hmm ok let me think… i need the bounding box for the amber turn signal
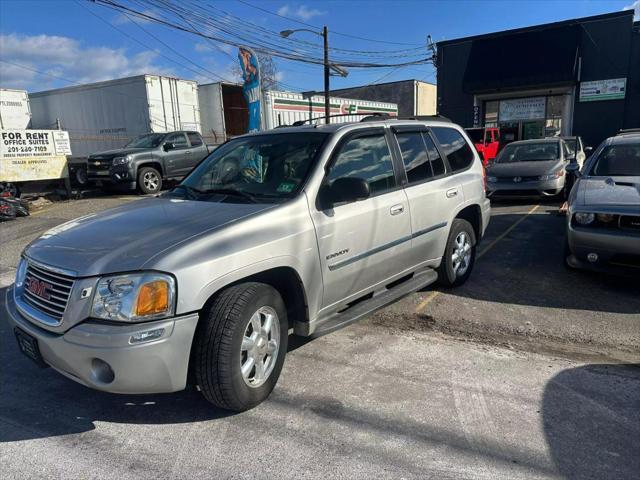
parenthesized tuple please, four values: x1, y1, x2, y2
(135, 280, 170, 316)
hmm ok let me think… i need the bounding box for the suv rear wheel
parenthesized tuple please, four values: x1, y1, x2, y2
(194, 282, 288, 411)
(138, 166, 162, 194)
(437, 218, 477, 287)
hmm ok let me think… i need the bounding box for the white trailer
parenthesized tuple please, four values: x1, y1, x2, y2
(198, 82, 398, 144)
(0, 89, 31, 130)
(29, 75, 201, 158)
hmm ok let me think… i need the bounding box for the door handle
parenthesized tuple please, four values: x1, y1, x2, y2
(390, 204, 404, 215)
(446, 188, 458, 198)
(185, 150, 192, 155)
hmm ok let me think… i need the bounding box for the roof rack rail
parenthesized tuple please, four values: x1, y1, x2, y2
(617, 128, 640, 135)
(291, 112, 393, 126)
(399, 115, 452, 122)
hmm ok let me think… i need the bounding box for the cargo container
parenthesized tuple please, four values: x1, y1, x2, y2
(198, 82, 398, 144)
(0, 89, 31, 130)
(29, 75, 201, 158)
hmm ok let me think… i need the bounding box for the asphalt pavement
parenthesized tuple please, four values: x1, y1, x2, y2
(0, 194, 638, 479)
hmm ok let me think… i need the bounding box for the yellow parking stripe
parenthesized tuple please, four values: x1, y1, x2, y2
(415, 204, 540, 313)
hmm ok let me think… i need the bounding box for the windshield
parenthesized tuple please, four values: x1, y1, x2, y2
(495, 142, 559, 163)
(176, 132, 328, 201)
(125, 133, 165, 148)
(588, 143, 640, 176)
(562, 138, 577, 155)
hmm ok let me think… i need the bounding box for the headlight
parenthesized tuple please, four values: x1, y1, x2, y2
(91, 272, 175, 322)
(574, 212, 595, 225)
(112, 155, 131, 166)
(14, 258, 27, 288)
(539, 170, 564, 181)
(486, 176, 497, 183)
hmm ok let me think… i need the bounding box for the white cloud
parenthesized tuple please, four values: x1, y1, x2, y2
(624, 1, 640, 20)
(277, 4, 326, 21)
(0, 33, 173, 91)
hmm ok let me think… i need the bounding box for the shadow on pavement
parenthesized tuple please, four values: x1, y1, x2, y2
(542, 364, 640, 480)
(446, 209, 640, 314)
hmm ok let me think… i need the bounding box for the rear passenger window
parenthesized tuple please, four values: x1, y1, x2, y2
(431, 127, 475, 172)
(327, 133, 396, 195)
(187, 132, 203, 146)
(396, 132, 432, 184)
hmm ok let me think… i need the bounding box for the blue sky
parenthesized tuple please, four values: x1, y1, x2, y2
(0, 0, 638, 93)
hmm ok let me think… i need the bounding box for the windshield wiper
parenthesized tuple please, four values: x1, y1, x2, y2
(171, 184, 204, 199)
(200, 188, 259, 203)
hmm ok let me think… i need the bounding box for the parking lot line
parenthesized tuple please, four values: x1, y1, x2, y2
(415, 204, 540, 314)
(477, 204, 540, 260)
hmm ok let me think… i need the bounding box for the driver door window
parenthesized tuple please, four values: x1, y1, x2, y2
(310, 130, 413, 311)
(326, 134, 396, 196)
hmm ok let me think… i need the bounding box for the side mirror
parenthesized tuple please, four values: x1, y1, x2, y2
(565, 163, 581, 176)
(163, 142, 175, 152)
(320, 177, 370, 209)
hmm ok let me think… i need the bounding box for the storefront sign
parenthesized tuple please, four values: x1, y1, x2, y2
(0, 129, 71, 182)
(579, 78, 626, 102)
(499, 97, 546, 122)
(473, 106, 480, 127)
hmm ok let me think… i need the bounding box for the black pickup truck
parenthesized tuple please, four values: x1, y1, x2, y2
(86, 131, 212, 194)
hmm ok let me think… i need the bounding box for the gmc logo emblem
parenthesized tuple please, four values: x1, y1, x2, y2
(26, 277, 52, 301)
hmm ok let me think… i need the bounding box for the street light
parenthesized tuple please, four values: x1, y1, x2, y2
(280, 26, 348, 124)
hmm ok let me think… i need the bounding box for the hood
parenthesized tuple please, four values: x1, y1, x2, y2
(24, 197, 274, 277)
(488, 160, 563, 177)
(578, 176, 640, 207)
(89, 148, 149, 158)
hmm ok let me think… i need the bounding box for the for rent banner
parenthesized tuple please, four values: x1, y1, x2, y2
(0, 129, 71, 182)
(238, 46, 262, 132)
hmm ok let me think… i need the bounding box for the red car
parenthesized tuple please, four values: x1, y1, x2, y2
(465, 127, 500, 165)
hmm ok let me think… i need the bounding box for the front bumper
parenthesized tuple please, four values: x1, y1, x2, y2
(87, 162, 135, 186)
(487, 177, 564, 197)
(567, 223, 640, 273)
(6, 287, 199, 394)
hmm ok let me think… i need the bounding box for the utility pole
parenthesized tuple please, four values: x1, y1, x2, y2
(281, 26, 347, 125)
(323, 26, 330, 124)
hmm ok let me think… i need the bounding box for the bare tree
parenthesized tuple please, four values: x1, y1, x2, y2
(233, 52, 279, 91)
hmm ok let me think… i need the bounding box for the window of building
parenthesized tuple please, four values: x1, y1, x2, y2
(431, 127, 475, 172)
(396, 132, 433, 184)
(327, 134, 396, 195)
(187, 132, 203, 146)
(484, 100, 499, 126)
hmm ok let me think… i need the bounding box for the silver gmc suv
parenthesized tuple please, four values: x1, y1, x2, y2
(7, 117, 490, 411)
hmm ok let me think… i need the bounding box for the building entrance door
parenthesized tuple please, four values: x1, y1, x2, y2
(522, 120, 544, 139)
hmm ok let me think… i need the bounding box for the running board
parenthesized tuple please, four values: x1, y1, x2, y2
(309, 269, 438, 338)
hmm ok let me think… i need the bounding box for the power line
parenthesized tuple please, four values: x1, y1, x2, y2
(78, 0, 232, 83)
(235, 0, 424, 47)
(90, 0, 433, 68)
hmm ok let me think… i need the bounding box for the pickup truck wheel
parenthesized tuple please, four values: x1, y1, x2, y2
(138, 167, 162, 194)
(437, 218, 476, 287)
(194, 282, 288, 412)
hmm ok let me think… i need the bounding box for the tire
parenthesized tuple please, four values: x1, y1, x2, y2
(137, 166, 162, 195)
(194, 282, 288, 412)
(437, 218, 477, 287)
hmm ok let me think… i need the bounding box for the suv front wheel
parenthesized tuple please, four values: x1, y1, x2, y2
(437, 218, 477, 287)
(194, 282, 288, 411)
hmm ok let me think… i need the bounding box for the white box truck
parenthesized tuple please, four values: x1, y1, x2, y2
(198, 82, 398, 144)
(29, 75, 201, 158)
(0, 89, 31, 130)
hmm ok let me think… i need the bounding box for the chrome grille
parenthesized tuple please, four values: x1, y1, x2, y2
(22, 262, 75, 322)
